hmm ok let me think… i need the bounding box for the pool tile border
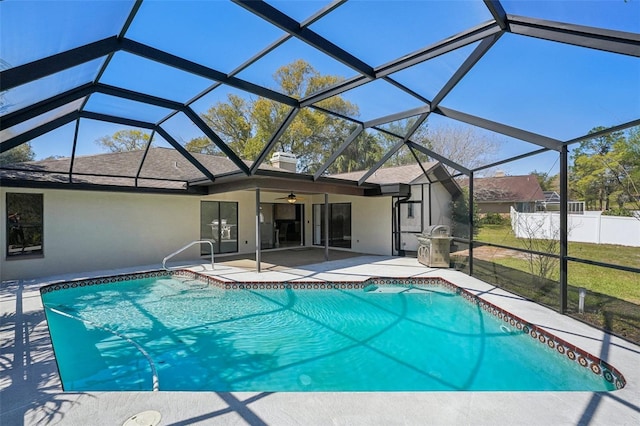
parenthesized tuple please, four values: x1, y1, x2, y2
(39, 269, 626, 390)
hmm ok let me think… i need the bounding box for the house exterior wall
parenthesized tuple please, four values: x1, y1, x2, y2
(1, 188, 201, 281)
(1, 188, 397, 281)
(478, 201, 537, 214)
(399, 182, 453, 252)
(478, 202, 512, 214)
(309, 193, 392, 256)
(428, 182, 453, 227)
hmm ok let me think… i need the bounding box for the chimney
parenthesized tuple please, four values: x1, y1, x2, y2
(270, 152, 297, 172)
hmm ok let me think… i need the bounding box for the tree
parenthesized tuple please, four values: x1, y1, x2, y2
(570, 126, 640, 211)
(375, 119, 429, 167)
(450, 187, 481, 240)
(530, 170, 555, 192)
(0, 142, 35, 166)
(328, 131, 384, 174)
(187, 60, 364, 173)
(95, 129, 151, 152)
(415, 124, 500, 173)
(512, 210, 561, 285)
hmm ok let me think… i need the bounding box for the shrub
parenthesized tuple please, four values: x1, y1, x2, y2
(450, 188, 481, 239)
(482, 212, 507, 225)
(602, 208, 634, 217)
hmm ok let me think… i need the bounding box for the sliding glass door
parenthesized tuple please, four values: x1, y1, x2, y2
(260, 203, 304, 249)
(313, 203, 351, 248)
(200, 201, 238, 254)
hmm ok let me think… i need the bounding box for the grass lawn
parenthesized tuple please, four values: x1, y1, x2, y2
(452, 223, 640, 343)
(474, 223, 640, 305)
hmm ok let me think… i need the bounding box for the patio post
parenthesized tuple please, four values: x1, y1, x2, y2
(559, 146, 568, 313)
(324, 193, 329, 261)
(256, 188, 261, 273)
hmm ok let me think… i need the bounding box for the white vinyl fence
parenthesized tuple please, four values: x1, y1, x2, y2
(510, 207, 640, 247)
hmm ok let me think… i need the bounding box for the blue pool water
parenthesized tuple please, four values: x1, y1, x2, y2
(42, 276, 616, 392)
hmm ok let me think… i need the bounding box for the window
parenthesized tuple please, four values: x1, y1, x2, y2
(200, 201, 238, 254)
(407, 202, 414, 218)
(312, 203, 352, 248)
(6, 193, 43, 258)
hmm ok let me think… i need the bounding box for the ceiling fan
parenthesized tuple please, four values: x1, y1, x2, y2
(275, 192, 304, 204)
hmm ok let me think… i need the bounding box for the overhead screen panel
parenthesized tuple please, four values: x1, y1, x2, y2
(308, 1, 492, 68)
(389, 41, 480, 103)
(442, 34, 640, 142)
(235, 37, 357, 100)
(0, 122, 76, 173)
(125, 1, 285, 75)
(99, 52, 216, 104)
(0, 58, 104, 118)
(0, 0, 134, 68)
(83, 94, 174, 124)
(317, 79, 425, 123)
(502, 0, 640, 33)
(1, 0, 637, 190)
(138, 132, 206, 187)
(266, 1, 335, 22)
(261, 107, 356, 174)
(411, 114, 546, 174)
(190, 85, 295, 165)
(160, 111, 243, 177)
(0, 99, 84, 142)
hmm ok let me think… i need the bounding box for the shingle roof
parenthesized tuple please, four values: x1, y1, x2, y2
(459, 174, 544, 202)
(0, 147, 287, 190)
(330, 162, 439, 185)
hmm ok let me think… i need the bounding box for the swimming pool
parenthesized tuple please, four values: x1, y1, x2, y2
(41, 271, 625, 392)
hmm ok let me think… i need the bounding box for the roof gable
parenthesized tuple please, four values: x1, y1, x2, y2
(330, 162, 439, 185)
(329, 162, 461, 198)
(460, 174, 544, 202)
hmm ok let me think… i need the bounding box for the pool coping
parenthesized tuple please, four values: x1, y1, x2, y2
(2, 256, 639, 425)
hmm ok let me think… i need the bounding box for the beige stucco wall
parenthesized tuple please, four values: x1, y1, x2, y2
(1, 188, 201, 281)
(1, 188, 395, 281)
(396, 182, 453, 252)
(309, 194, 392, 256)
(428, 182, 453, 227)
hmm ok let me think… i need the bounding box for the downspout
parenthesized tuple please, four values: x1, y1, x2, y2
(394, 193, 411, 256)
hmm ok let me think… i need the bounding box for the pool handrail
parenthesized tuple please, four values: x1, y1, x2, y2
(44, 305, 160, 391)
(163, 240, 214, 271)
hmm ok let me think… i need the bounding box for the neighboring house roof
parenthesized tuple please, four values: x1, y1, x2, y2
(329, 162, 462, 197)
(459, 174, 544, 203)
(543, 191, 561, 203)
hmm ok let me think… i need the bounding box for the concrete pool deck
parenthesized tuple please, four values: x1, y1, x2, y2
(1, 255, 639, 425)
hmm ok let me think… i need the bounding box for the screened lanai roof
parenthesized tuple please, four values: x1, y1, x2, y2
(1, 0, 639, 194)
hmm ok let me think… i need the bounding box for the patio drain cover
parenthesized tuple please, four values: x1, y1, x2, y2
(123, 410, 161, 426)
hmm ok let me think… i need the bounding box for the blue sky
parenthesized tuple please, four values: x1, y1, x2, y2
(2, 0, 639, 178)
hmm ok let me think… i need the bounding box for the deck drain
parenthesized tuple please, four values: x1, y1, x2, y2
(123, 410, 161, 426)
